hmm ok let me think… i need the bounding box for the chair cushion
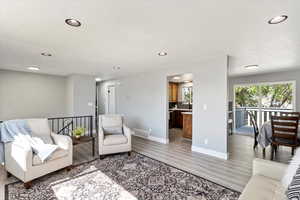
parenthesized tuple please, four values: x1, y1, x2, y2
(27, 118, 53, 144)
(101, 115, 123, 135)
(239, 175, 286, 200)
(33, 148, 68, 166)
(103, 134, 128, 146)
(282, 148, 300, 189)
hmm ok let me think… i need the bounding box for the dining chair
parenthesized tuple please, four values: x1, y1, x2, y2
(279, 112, 300, 118)
(270, 115, 300, 160)
(247, 111, 259, 149)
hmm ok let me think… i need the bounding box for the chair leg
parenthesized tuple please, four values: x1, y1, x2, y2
(262, 148, 266, 158)
(66, 165, 73, 171)
(271, 145, 275, 160)
(24, 181, 32, 189)
(292, 147, 295, 156)
(100, 155, 105, 160)
(128, 151, 131, 156)
(253, 134, 258, 149)
(253, 141, 258, 149)
(6, 171, 12, 178)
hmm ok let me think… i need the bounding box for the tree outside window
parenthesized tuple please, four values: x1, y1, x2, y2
(182, 87, 193, 104)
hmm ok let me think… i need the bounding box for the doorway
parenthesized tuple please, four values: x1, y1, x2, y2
(167, 73, 193, 145)
(107, 85, 116, 114)
(233, 81, 296, 136)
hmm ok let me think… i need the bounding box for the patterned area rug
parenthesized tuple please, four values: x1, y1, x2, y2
(5, 152, 240, 200)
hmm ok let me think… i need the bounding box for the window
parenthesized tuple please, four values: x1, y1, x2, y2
(234, 81, 295, 129)
(182, 87, 193, 104)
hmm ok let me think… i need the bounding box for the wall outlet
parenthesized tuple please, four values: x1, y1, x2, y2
(88, 102, 93, 106)
(203, 104, 207, 110)
(204, 139, 208, 145)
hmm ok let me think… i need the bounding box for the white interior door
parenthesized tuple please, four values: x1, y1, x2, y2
(107, 85, 116, 114)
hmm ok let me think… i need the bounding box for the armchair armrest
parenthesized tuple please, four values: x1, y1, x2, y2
(98, 127, 104, 144)
(253, 158, 287, 181)
(50, 132, 72, 150)
(123, 125, 132, 145)
(5, 141, 32, 171)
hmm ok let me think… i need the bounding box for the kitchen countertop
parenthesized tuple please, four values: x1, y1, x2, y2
(169, 108, 192, 112)
(182, 112, 192, 115)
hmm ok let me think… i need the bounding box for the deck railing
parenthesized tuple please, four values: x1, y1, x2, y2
(235, 107, 293, 128)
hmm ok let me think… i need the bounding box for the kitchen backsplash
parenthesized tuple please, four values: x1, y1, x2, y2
(169, 102, 192, 109)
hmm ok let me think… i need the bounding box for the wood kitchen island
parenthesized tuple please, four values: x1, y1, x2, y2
(182, 112, 192, 139)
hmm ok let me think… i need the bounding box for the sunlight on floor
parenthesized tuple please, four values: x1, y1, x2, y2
(51, 164, 137, 200)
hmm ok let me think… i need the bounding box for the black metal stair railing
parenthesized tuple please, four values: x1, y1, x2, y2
(0, 115, 94, 138)
(48, 115, 94, 137)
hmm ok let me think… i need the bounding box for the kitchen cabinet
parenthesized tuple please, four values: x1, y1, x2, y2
(169, 83, 178, 102)
(182, 113, 192, 139)
(169, 111, 176, 128)
(169, 109, 192, 129)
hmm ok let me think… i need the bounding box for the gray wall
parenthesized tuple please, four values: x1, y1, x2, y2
(66, 75, 96, 116)
(100, 56, 228, 155)
(228, 69, 300, 110)
(0, 70, 67, 120)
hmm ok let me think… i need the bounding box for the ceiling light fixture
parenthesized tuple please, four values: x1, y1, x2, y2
(268, 15, 288, 24)
(65, 18, 81, 27)
(113, 66, 120, 70)
(95, 77, 102, 82)
(41, 52, 52, 57)
(245, 65, 259, 70)
(158, 52, 167, 56)
(173, 76, 180, 80)
(184, 80, 191, 83)
(27, 66, 40, 71)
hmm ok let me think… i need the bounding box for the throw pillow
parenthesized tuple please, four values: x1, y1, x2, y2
(286, 165, 300, 200)
(282, 148, 300, 189)
(103, 126, 123, 135)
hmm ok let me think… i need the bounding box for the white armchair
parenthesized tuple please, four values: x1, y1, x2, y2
(98, 115, 132, 158)
(4, 119, 73, 188)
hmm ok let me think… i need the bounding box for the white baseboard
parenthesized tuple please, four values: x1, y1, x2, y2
(191, 145, 228, 160)
(132, 130, 169, 144)
(148, 136, 169, 144)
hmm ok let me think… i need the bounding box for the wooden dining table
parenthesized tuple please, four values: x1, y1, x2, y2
(257, 121, 300, 148)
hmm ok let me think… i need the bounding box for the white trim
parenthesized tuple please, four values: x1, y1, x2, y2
(191, 145, 229, 160)
(132, 130, 169, 144)
(148, 136, 169, 144)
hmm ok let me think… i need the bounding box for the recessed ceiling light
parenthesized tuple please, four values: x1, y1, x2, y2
(27, 67, 40, 71)
(245, 65, 259, 70)
(158, 52, 167, 56)
(173, 76, 180, 80)
(41, 52, 52, 57)
(268, 15, 288, 24)
(95, 77, 102, 82)
(65, 18, 81, 27)
(113, 66, 120, 70)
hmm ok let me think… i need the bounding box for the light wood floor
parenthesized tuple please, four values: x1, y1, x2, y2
(134, 129, 293, 192)
(0, 129, 293, 199)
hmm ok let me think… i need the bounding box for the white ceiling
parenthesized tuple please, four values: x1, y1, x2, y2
(0, 0, 299, 79)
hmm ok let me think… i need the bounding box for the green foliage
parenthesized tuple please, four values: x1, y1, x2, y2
(235, 83, 293, 108)
(183, 87, 193, 104)
(72, 127, 85, 137)
(235, 85, 259, 107)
